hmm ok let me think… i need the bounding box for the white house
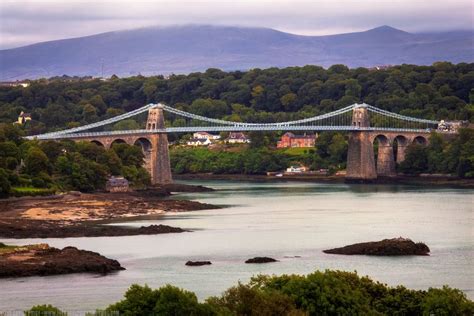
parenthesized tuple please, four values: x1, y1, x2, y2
(187, 138, 212, 146)
(226, 132, 250, 144)
(285, 165, 309, 173)
(193, 132, 221, 140)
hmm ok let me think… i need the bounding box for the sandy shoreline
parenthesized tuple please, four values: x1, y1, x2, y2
(0, 186, 219, 238)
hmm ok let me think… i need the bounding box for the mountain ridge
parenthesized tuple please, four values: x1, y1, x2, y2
(0, 25, 472, 80)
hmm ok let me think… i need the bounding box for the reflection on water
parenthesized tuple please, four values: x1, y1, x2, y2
(0, 180, 473, 311)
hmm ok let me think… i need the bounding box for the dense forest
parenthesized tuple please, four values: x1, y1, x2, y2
(24, 270, 474, 315)
(0, 62, 473, 136)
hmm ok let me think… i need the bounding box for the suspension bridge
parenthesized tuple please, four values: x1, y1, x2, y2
(26, 103, 441, 183)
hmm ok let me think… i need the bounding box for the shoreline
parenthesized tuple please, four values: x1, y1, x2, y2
(175, 173, 474, 188)
(0, 185, 219, 239)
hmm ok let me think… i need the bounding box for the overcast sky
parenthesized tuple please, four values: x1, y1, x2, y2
(0, 0, 472, 49)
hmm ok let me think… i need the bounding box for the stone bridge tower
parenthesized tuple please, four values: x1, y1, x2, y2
(147, 105, 172, 185)
(346, 105, 377, 181)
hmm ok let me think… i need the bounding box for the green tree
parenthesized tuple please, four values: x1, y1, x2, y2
(0, 168, 11, 198)
(24, 304, 67, 316)
(24, 147, 50, 176)
(112, 143, 144, 168)
(422, 286, 474, 316)
(107, 284, 214, 316)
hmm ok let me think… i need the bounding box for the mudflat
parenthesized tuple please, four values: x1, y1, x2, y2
(0, 187, 218, 238)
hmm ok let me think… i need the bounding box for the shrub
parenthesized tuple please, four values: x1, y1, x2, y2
(106, 284, 214, 316)
(99, 271, 474, 316)
(0, 168, 11, 198)
(24, 304, 67, 316)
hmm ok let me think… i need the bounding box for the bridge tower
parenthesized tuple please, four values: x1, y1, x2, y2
(147, 105, 172, 185)
(346, 104, 377, 181)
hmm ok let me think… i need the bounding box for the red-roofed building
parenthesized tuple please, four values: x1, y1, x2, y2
(277, 132, 317, 148)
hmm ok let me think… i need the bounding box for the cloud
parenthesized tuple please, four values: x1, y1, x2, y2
(0, 0, 472, 49)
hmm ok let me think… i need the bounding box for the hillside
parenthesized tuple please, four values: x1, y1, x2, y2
(0, 25, 472, 80)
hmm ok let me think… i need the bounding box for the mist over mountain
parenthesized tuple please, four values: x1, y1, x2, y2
(0, 25, 472, 80)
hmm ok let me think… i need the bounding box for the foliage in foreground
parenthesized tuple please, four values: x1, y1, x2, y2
(24, 304, 67, 316)
(25, 270, 474, 316)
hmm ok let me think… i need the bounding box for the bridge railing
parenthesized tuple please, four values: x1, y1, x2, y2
(25, 102, 440, 141)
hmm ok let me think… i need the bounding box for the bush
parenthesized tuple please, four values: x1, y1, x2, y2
(24, 304, 67, 316)
(106, 284, 214, 316)
(0, 168, 11, 198)
(94, 271, 474, 316)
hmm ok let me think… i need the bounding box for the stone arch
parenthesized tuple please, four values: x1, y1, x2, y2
(393, 135, 409, 163)
(372, 134, 395, 177)
(134, 137, 153, 175)
(134, 137, 152, 152)
(413, 135, 428, 145)
(373, 134, 391, 146)
(90, 140, 105, 147)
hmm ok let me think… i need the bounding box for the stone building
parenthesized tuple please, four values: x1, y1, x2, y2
(105, 176, 129, 192)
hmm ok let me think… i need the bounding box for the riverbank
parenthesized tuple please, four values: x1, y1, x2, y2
(174, 173, 474, 188)
(0, 185, 219, 238)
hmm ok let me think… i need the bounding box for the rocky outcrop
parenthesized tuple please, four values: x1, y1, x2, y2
(185, 261, 212, 266)
(245, 257, 278, 264)
(0, 244, 124, 278)
(161, 183, 215, 193)
(323, 238, 430, 256)
(0, 221, 188, 239)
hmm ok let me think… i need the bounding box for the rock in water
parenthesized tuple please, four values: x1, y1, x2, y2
(245, 257, 278, 263)
(0, 244, 125, 278)
(323, 238, 430, 256)
(185, 261, 212, 266)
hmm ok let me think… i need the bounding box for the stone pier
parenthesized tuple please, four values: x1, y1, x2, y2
(346, 105, 377, 181)
(376, 142, 396, 177)
(146, 106, 172, 185)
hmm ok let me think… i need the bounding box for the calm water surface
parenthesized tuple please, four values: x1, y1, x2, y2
(0, 180, 473, 312)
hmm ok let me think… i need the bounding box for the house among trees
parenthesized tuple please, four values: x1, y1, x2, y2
(286, 165, 310, 173)
(226, 132, 250, 144)
(186, 132, 221, 146)
(105, 176, 129, 192)
(16, 111, 32, 125)
(186, 138, 212, 146)
(193, 132, 221, 141)
(277, 132, 317, 148)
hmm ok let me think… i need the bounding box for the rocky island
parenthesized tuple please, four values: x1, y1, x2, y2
(185, 261, 212, 266)
(323, 238, 430, 256)
(245, 257, 278, 263)
(0, 243, 124, 278)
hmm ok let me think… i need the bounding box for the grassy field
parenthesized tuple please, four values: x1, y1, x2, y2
(11, 187, 57, 197)
(276, 147, 312, 156)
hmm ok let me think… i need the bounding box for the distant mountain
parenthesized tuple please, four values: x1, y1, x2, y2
(0, 25, 472, 80)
